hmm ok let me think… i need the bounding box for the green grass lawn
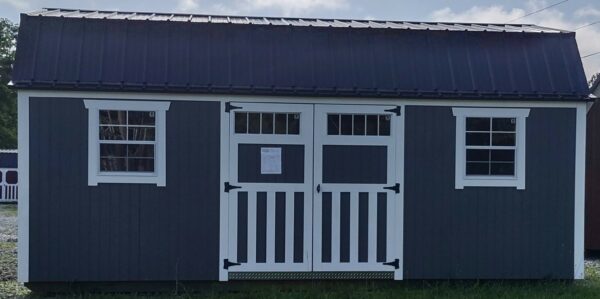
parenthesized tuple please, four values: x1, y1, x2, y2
(2, 203, 600, 298)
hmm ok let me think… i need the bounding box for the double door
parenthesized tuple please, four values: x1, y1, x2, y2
(226, 102, 402, 277)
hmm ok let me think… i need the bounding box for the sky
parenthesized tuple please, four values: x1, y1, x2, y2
(1, 0, 599, 81)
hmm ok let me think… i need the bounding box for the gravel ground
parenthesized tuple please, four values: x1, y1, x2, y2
(0, 204, 17, 281)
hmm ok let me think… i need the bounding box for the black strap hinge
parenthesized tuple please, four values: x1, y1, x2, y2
(225, 102, 242, 113)
(384, 106, 401, 116)
(224, 182, 242, 193)
(383, 183, 400, 194)
(383, 259, 400, 269)
(223, 259, 241, 270)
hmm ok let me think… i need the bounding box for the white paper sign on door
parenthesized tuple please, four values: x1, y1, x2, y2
(261, 147, 282, 174)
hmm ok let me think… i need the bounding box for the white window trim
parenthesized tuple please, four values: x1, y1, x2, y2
(84, 100, 170, 186)
(452, 107, 530, 190)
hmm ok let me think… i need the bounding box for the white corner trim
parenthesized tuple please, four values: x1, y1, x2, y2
(17, 92, 29, 282)
(84, 99, 170, 186)
(395, 105, 405, 280)
(452, 107, 530, 190)
(219, 101, 229, 281)
(574, 103, 586, 279)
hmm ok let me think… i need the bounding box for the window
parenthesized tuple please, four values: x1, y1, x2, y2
(235, 112, 300, 135)
(84, 100, 170, 186)
(452, 108, 529, 189)
(327, 113, 391, 136)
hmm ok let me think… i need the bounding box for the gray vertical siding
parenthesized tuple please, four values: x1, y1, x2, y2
(404, 106, 575, 279)
(29, 97, 221, 282)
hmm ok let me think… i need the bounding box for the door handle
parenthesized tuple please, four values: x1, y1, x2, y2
(316, 184, 321, 194)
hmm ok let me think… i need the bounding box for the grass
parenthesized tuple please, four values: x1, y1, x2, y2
(2, 204, 600, 298)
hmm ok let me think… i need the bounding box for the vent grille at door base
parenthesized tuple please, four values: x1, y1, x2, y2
(229, 272, 394, 280)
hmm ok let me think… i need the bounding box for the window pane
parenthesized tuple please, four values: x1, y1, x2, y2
(466, 162, 489, 175)
(366, 115, 378, 136)
(288, 113, 300, 135)
(466, 132, 490, 146)
(5, 171, 17, 184)
(100, 157, 127, 171)
(100, 144, 127, 157)
(466, 149, 489, 162)
(328, 114, 340, 135)
(100, 126, 127, 140)
(379, 115, 391, 136)
(492, 133, 515, 146)
(491, 149, 515, 162)
(128, 127, 155, 141)
(128, 158, 155, 172)
(490, 162, 514, 175)
(275, 113, 287, 134)
(128, 144, 155, 158)
(341, 114, 353, 135)
(492, 118, 516, 132)
(466, 117, 490, 131)
(128, 111, 155, 125)
(235, 112, 248, 134)
(248, 113, 261, 134)
(261, 113, 274, 134)
(100, 110, 127, 125)
(353, 115, 365, 135)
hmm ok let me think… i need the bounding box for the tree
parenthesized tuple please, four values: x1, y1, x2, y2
(591, 73, 600, 88)
(0, 18, 17, 149)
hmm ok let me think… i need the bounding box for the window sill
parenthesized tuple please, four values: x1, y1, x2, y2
(89, 174, 165, 186)
(456, 177, 525, 190)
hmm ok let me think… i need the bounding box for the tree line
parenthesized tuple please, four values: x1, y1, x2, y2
(0, 18, 17, 149)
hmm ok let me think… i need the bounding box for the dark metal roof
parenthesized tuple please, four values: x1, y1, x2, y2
(12, 8, 590, 101)
(26, 8, 568, 33)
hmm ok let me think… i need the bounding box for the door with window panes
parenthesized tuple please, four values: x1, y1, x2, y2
(225, 103, 402, 277)
(226, 103, 314, 272)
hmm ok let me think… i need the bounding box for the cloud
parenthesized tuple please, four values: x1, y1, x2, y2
(575, 7, 600, 18)
(0, 0, 30, 10)
(430, 6, 524, 23)
(241, 0, 348, 16)
(176, 0, 200, 12)
(430, 1, 600, 80)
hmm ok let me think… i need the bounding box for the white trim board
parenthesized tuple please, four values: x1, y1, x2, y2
(17, 90, 585, 108)
(17, 91, 29, 282)
(219, 101, 230, 281)
(452, 108, 530, 190)
(574, 104, 586, 279)
(83, 100, 170, 186)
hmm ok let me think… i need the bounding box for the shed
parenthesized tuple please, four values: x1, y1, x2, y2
(587, 76, 600, 251)
(12, 8, 589, 288)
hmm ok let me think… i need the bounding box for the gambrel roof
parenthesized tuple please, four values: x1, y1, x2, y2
(12, 8, 590, 101)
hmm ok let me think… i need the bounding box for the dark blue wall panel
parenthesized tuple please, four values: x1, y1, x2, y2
(28, 97, 221, 282)
(404, 106, 575, 279)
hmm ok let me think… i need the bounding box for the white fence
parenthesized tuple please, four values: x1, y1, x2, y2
(0, 168, 18, 203)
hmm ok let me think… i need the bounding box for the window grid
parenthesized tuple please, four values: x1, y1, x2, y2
(98, 110, 157, 173)
(327, 113, 391, 136)
(465, 117, 516, 176)
(235, 112, 300, 135)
